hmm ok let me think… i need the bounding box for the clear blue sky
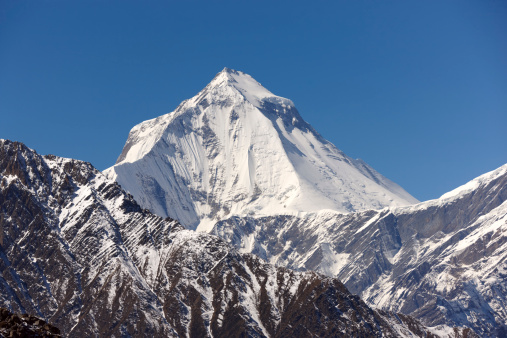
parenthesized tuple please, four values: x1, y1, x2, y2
(1, 0, 506, 201)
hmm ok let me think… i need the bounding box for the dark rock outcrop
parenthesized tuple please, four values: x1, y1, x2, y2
(0, 307, 60, 337)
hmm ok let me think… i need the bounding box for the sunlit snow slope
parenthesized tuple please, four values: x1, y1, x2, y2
(105, 68, 417, 230)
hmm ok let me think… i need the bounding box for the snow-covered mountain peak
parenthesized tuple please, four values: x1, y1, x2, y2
(106, 68, 418, 229)
(189, 67, 294, 110)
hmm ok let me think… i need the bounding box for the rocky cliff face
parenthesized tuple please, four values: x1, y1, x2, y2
(209, 164, 507, 337)
(0, 139, 448, 337)
(105, 68, 417, 229)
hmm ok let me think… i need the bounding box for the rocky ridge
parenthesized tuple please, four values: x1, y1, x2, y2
(209, 164, 507, 336)
(0, 139, 456, 337)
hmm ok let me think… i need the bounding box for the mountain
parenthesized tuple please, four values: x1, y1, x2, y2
(0, 139, 454, 337)
(105, 68, 418, 230)
(102, 68, 506, 335)
(208, 164, 507, 337)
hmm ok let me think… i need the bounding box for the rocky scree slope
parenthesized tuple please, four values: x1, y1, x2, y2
(0, 139, 448, 337)
(105, 68, 418, 230)
(209, 164, 507, 337)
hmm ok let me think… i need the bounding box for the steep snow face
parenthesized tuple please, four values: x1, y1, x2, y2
(209, 163, 507, 336)
(105, 68, 418, 229)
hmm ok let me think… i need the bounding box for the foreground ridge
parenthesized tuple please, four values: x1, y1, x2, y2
(0, 139, 459, 337)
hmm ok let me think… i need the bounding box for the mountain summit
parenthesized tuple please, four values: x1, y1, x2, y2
(203, 67, 283, 107)
(105, 68, 418, 229)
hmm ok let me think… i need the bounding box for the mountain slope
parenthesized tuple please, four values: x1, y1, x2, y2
(209, 164, 507, 336)
(0, 139, 446, 337)
(105, 68, 418, 229)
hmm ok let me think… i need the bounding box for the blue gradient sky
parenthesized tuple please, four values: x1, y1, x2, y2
(1, 0, 506, 201)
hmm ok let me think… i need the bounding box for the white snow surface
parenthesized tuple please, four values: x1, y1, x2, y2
(105, 68, 418, 230)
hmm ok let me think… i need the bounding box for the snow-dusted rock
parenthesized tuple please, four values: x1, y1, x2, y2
(210, 164, 507, 336)
(1, 139, 452, 337)
(105, 68, 418, 230)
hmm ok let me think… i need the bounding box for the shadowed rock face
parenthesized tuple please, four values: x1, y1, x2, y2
(210, 164, 507, 337)
(0, 139, 451, 337)
(0, 307, 61, 337)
